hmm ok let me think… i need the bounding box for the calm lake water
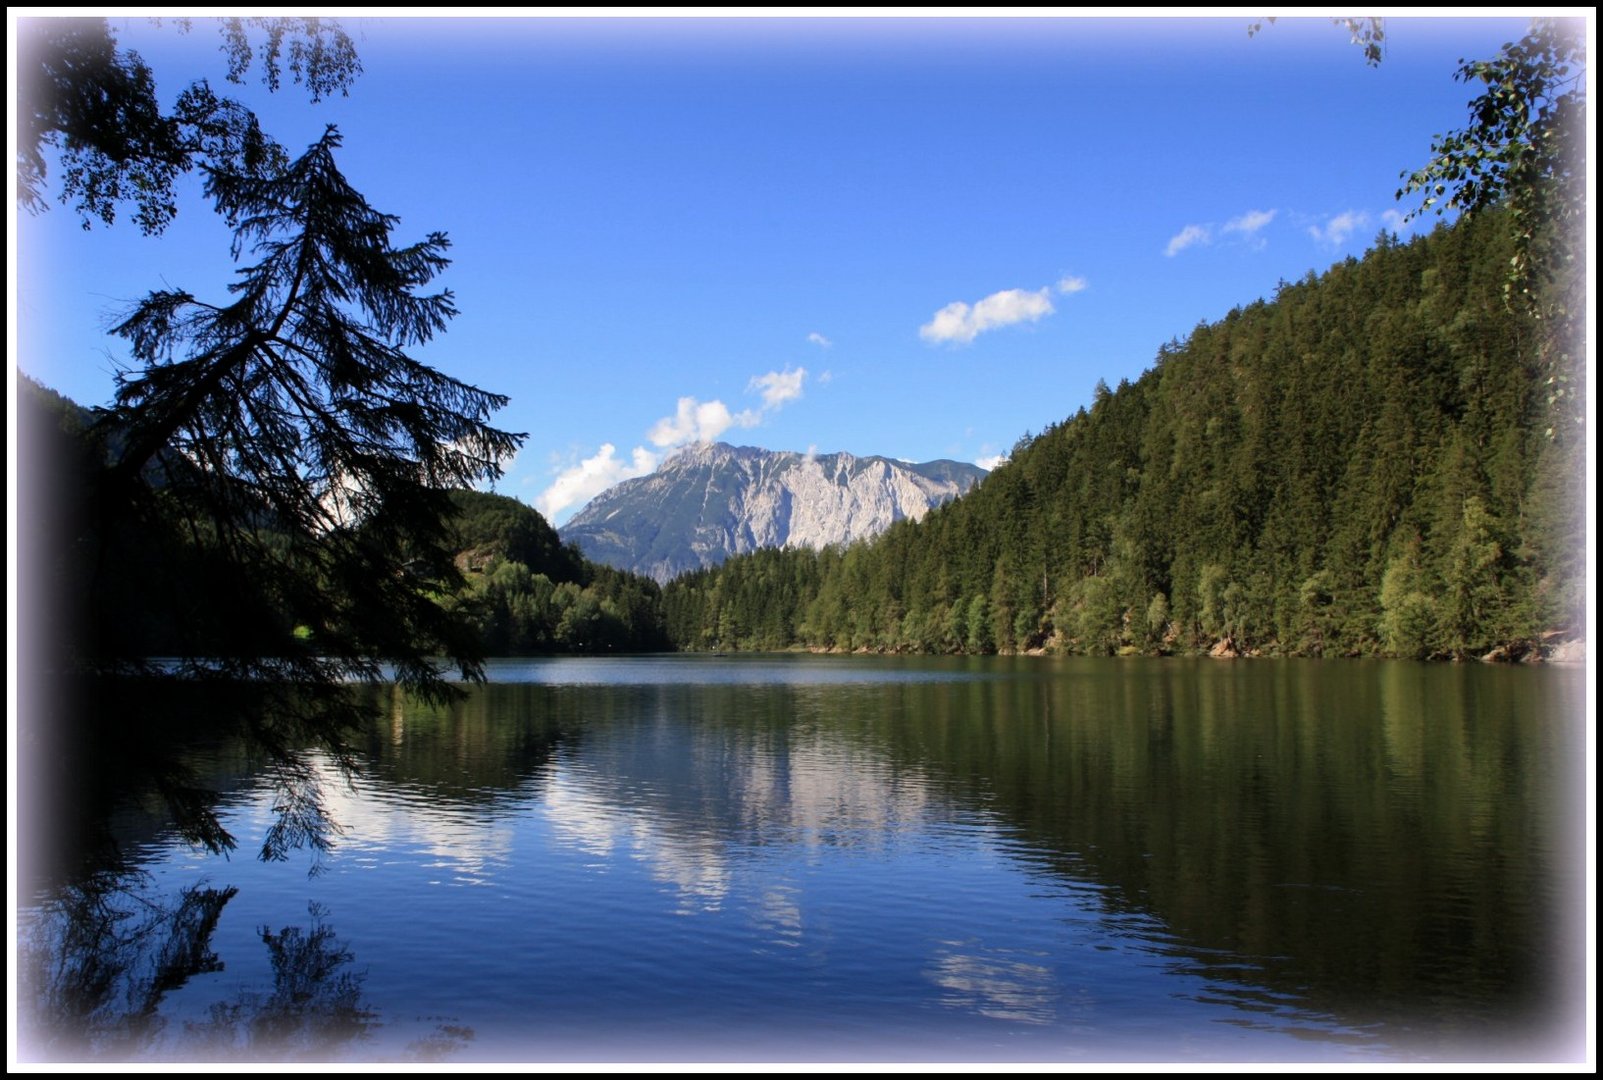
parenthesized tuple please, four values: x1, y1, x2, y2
(17, 655, 1589, 1064)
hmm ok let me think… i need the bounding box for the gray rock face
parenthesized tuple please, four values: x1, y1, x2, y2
(560, 442, 985, 583)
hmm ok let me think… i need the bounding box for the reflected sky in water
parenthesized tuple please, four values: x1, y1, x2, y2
(17, 656, 1586, 1064)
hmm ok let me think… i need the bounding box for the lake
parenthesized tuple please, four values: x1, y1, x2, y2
(16, 655, 1589, 1064)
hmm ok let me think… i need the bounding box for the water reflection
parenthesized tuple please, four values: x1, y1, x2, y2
(853, 659, 1582, 1051)
(535, 689, 946, 915)
(179, 902, 375, 1061)
(19, 876, 390, 1062)
(20, 874, 238, 1061)
(755, 882, 805, 949)
(927, 943, 1059, 1024)
(19, 656, 1585, 1063)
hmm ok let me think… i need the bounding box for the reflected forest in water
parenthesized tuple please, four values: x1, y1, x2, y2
(21, 879, 386, 1063)
(18, 658, 1586, 1063)
(13, 15, 1589, 1068)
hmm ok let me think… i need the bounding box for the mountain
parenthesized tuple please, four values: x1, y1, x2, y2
(660, 213, 1585, 660)
(560, 443, 986, 582)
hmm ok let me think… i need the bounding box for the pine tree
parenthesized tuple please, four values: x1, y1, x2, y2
(104, 125, 522, 688)
(18, 16, 360, 232)
(77, 126, 523, 858)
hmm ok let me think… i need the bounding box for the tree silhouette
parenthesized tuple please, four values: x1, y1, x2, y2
(17, 16, 360, 232)
(103, 124, 524, 696)
(47, 127, 526, 861)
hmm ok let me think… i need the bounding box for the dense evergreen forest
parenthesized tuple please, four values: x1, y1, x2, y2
(662, 214, 1585, 661)
(20, 210, 1585, 669)
(443, 490, 668, 654)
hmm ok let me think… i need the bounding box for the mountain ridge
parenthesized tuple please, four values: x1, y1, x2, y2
(560, 442, 985, 582)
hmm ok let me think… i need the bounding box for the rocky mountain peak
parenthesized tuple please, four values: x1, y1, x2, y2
(560, 442, 985, 583)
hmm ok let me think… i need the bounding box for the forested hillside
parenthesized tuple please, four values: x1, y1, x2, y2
(664, 214, 1585, 660)
(445, 490, 668, 654)
(23, 209, 1584, 666)
(18, 379, 667, 662)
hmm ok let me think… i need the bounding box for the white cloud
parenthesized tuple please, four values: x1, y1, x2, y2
(975, 454, 1007, 471)
(749, 367, 806, 409)
(1223, 208, 1276, 237)
(542, 366, 813, 520)
(817, 369, 833, 384)
(647, 368, 804, 451)
(1165, 224, 1210, 257)
(535, 443, 658, 522)
(1167, 209, 1277, 257)
(647, 396, 759, 449)
(807, 332, 832, 348)
(1308, 209, 1369, 247)
(1380, 208, 1416, 235)
(920, 287, 1055, 346)
(1056, 275, 1088, 295)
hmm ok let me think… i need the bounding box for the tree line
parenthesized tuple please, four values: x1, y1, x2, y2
(17, 17, 1582, 872)
(444, 490, 669, 654)
(662, 212, 1584, 661)
(18, 382, 667, 668)
(33, 203, 1575, 671)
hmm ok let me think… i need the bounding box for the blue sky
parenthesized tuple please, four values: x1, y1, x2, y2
(10, 13, 1560, 525)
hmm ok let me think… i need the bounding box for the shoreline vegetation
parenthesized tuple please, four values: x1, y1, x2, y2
(15, 18, 1583, 947)
(22, 211, 1584, 674)
(660, 214, 1584, 665)
(777, 636, 1588, 664)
